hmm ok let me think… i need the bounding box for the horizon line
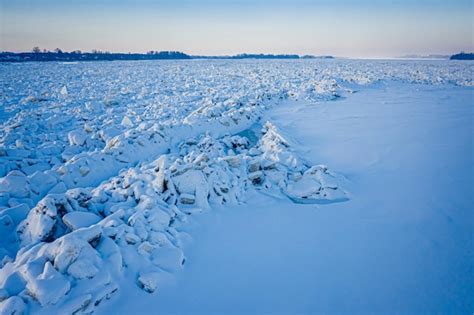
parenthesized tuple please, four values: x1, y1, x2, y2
(1, 48, 468, 60)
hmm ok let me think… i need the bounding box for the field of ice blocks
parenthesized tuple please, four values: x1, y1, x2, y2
(0, 59, 472, 314)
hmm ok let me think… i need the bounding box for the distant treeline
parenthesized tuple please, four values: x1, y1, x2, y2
(0, 47, 334, 62)
(193, 53, 333, 60)
(0, 49, 191, 62)
(450, 52, 474, 60)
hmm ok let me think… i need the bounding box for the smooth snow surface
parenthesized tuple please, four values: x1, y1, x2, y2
(0, 60, 472, 314)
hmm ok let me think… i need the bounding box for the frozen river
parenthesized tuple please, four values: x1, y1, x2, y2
(0, 60, 472, 314)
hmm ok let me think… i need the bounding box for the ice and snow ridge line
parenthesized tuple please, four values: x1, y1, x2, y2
(0, 74, 347, 259)
(0, 93, 267, 218)
(0, 121, 347, 314)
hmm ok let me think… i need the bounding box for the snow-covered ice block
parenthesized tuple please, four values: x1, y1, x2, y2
(121, 116, 134, 127)
(0, 171, 30, 200)
(26, 262, 71, 306)
(151, 246, 185, 272)
(1, 271, 25, 296)
(67, 259, 99, 279)
(0, 296, 26, 315)
(248, 171, 264, 185)
(137, 271, 162, 293)
(62, 212, 101, 230)
(17, 194, 71, 245)
(67, 130, 87, 147)
(60, 86, 68, 96)
(29, 171, 58, 198)
(0, 204, 29, 226)
(173, 170, 209, 209)
(96, 237, 122, 274)
(286, 177, 322, 198)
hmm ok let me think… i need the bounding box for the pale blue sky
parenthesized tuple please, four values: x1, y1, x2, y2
(0, 0, 472, 57)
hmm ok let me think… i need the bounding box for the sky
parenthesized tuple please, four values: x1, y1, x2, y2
(0, 0, 472, 58)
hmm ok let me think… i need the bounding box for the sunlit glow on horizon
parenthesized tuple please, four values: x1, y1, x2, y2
(0, 0, 472, 58)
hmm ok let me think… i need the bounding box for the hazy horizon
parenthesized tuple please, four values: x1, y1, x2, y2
(1, 0, 473, 58)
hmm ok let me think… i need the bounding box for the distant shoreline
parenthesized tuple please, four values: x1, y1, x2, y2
(0, 51, 335, 63)
(2, 50, 472, 63)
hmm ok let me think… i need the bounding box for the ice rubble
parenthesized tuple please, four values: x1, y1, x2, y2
(0, 120, 346, 314)
(0, 59, 472, 314)
(1, 60, 472, 181)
